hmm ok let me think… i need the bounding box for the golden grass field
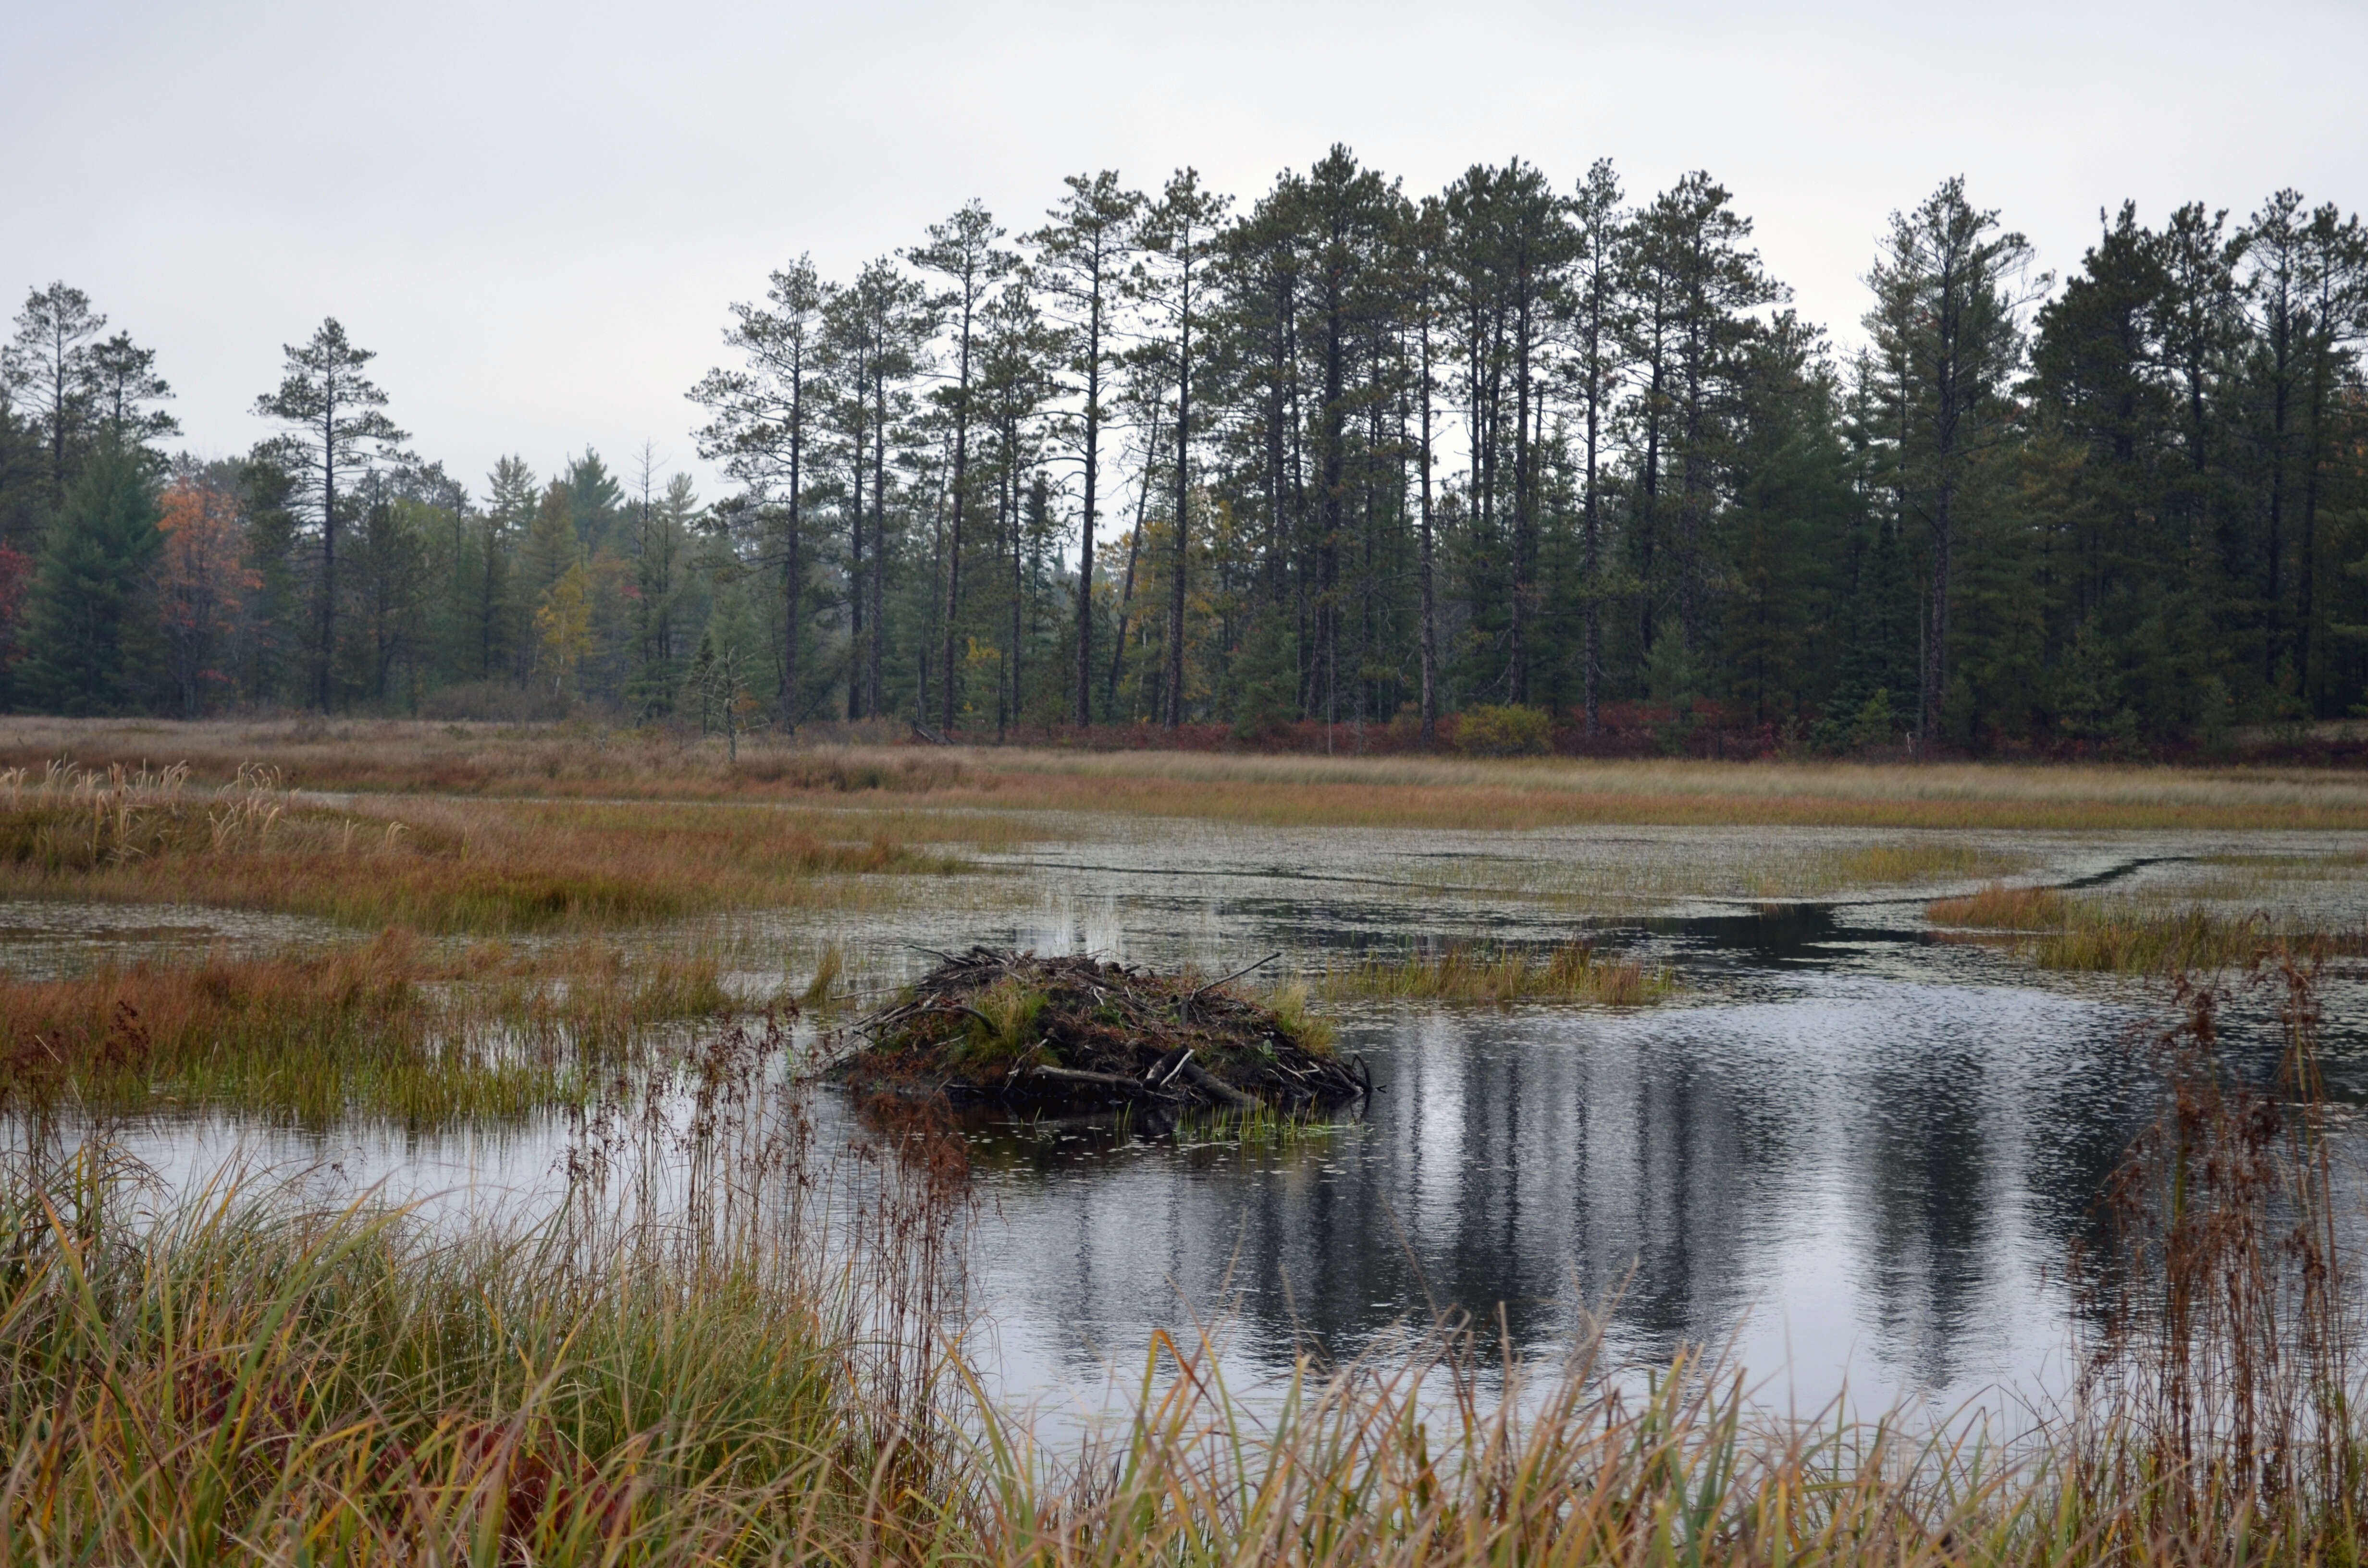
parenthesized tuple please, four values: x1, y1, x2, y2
(7, 714, 2368, 830)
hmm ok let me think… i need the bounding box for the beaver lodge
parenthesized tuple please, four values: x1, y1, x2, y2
(838, 947, 1367, 1113)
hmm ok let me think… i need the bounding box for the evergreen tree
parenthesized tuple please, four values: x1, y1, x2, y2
(626, 461, 700, 719)
(1, 283, 106, 513)
(521, 479, 578, 603)
(1136, 171, 1230, 727)
(690, 256, 828, 728)
(235, 450, 303, 703)
(347, 486, 432, 706)
(16, 435, 162, 713)
(252, 318, 407, 710)
(87, 332, 178, 448)
(565, 450, 625, 555)
(912, 202, 1016, 735)
(1719, 314, 1851, 727)
(1028, 171, 1143, 724)
(1862, 178, 2037, 744)
(1562, 159, 1628, 735)
(471, 455, 535, 682)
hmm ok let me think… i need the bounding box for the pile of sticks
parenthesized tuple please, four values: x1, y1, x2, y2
(847, 946, 1367, 1112)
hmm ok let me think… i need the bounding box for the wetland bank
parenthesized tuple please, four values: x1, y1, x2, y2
(8, 722, 2368, 1563)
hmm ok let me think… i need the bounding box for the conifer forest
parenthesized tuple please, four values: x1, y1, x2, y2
(4, 155, 2364, 757)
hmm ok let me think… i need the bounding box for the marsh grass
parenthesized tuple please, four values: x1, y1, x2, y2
(0, 761, 964, 932)
(0, 1152, 868, 1564)
(933, 749, 2368, 832)
(2065, 953, 2359, 1548)
(0, 931, 743, 1123)
(2032, 910, 2276, 973)
(798, 943, 847, 1011)
(1315, 939, 1677, 1006)
(15, 718, 2368, 829)
(1162, 1097, 1358, 1149)
(1927, 882, 2368, 973)
(1929, 882, 2074, 931)
(1813, 838, 2022, 889)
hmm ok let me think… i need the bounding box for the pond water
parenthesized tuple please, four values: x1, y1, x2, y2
(15, 815, 2368, 1429)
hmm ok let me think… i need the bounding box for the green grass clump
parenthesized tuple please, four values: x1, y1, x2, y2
(1258, 979, 1337, 1052)
(2025, 906, 2259, 973)
(950, 976, 1051, 1066)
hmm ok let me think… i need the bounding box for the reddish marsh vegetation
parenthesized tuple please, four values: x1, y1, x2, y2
(0, 929, 734, 1122)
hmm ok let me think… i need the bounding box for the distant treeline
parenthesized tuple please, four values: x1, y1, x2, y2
(2, 153, 2364, 755)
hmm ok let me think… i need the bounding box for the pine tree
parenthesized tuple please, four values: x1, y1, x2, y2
(87, 332, 178, 448)
(565, 450, 625, 556)
(236, 451, 302, 703)
(473, 456, 536, 682)
(1136, 170, 1230, 728)
(1, 283, 106, 513)
(1564, 159, 1628, 735)
(1862, 179, 2036, 744)
(1720, 314, 1851, 728)
(521, 480, 578, 604)
(819, 258, 930, 719)
(16, 435, 162, 713)
(349, 488, 431, 706)
(626, 463, 698, 719)
(252, 318, 407, 710)
(911, 202, 1016, 735)
(690, 255, 828, 729)
(1029, 171, 1143, 724)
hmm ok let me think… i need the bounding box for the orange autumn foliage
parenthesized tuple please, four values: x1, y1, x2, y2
(155, 476, 257, 714)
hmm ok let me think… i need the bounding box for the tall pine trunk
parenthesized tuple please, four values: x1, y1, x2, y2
(1418, 310, 1439, 747)
(940, 300, 974, 735)
(1073, 285, 1102, 728)
(1165, 259, 1193, 728)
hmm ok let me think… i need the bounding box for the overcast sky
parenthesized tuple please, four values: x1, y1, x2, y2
(4, 0, 2361, 501)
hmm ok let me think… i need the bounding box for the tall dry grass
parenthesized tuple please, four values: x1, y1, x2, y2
(0, 761, 957, 932)
(9, 717, 2368, 829)
(0, 930, 737, 1123)
(1927, 882, 2368, 973)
